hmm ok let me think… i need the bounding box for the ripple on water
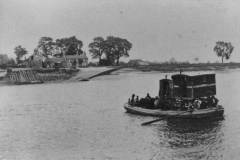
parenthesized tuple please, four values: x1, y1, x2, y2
(0, 70, 239, 160)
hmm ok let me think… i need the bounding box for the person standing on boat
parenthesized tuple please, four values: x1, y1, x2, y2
(206, 96, 212, 107)
(211, 96, 219, 107)
(135, 96, 139, 105)
(130, 94, 135, 105)
(128, 98, 131, 104)
(145, 93, 151, 100)
(200, 97, 207, 109)
(145, 93, 152, 106)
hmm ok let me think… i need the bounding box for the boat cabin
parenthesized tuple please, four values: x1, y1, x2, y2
(159, 74, 216, 100)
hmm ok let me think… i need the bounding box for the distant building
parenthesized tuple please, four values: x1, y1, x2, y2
(0, 54, 9, 65)
(65, 52, 88, 67)
(28, 54, 46, 69)
(46, 53, 88, 68)
(28, 50, 88, 68)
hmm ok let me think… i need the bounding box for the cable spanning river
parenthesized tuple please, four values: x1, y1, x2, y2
(0, 69, 240, 160)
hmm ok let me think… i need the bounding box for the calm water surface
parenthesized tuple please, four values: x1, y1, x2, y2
(0, 69, 240, 160)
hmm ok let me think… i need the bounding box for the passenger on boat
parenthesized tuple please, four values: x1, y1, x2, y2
(138, 98, 145, 106)
(133, 94, 154, 108)
(130, 94, 135, 104)
(187, 102, 194, 112)
(212, 96, 219, 106)
(193, 99, 202, 109)
(135, 96, 139, 105)
(145, 93, 151, 100)
(154, 96, 160, 108)
(172, 98, 181, 109)
(199, 96, 219, 108)
(143, 93, 152, 107)
(206, 96, 213, 106)
(180, 100, 190, 111)
(200, 97, 208, 109)
(209, 96, 219, 107)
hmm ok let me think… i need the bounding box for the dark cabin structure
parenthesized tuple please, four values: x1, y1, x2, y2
(159, 79, 174, 99)
(159, 74, 216, 100)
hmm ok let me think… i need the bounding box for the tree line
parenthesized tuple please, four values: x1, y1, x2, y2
(14, 35, 132, 66)
(13, 37, 235, 66)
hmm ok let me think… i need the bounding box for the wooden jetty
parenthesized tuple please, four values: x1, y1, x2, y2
(6, 68, 79, 85)
(7, 69, 43, 84)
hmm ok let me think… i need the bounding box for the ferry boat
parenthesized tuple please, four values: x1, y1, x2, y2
(124, 73, 224, 119)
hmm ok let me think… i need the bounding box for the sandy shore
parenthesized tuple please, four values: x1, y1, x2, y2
(69, 67, 115, 81)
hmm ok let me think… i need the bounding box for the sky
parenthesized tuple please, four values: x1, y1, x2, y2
(1, 0, 240, 63)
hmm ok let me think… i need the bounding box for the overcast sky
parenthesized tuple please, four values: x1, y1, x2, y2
(1, 0, 240, 62)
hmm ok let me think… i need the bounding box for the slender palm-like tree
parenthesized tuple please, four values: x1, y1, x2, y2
(214, 41, 234, 63)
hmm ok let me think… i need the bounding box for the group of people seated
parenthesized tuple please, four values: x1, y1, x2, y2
(128, 93, 219, 111)
(128, 93, 157, 109)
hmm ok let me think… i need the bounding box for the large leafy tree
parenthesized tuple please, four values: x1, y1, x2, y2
(88, 37, 105, 63)
(115, 38, 132, 65)
(88, 36, 132, 66)
(214, 41, 234, 63)
(36, 37, 55, 57)
(14, 45, 28, 64)
(100, 37, 115, 65)
(104, 36, 132, 65)
(56, 36, 83, 56)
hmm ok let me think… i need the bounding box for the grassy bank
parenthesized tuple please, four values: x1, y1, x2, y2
(128, 62, 240, 72)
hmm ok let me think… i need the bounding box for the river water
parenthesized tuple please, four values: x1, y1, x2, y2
(0, 69, 240, 160)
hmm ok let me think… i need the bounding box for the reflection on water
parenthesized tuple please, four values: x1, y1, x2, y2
(0, 69, 240, 160)
(152, 119, 224, 160)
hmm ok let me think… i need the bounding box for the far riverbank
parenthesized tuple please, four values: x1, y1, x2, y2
(128, 62, 240, 72)
(1, 63, 240, 85)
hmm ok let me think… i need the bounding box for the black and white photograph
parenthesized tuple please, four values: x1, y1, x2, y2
(0, 0, 240, 159)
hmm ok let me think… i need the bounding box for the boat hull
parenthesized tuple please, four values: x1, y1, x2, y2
(124, 103, 224, 119)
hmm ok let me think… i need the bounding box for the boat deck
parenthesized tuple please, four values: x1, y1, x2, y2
(124, 103, 224, 118)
